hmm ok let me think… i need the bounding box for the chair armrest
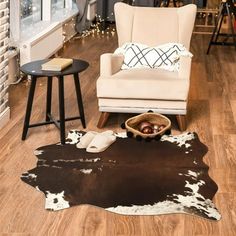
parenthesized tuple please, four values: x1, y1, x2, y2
(100, 53, 124, 76)
(178, 56, 192, 80)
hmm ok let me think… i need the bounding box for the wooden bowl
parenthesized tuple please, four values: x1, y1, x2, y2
(125, 113, 171, 139)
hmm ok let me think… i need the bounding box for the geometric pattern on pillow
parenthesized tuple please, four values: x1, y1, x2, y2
(114, 43, 193, 72)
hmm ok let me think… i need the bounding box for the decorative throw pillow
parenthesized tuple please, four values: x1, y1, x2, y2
(114, 43, 193, 72)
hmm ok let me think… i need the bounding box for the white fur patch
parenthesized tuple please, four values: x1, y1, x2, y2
(115, 132, 128, 138)
(34, 150, 44, 155)
(28, 173, 37, 179)
(179, 170, 200, 181)
(106, 201, 185, 215)
(53, 158, 100, 163)
(45, 191, 70, 211)
(80, 169, 93, 174)
(106, 176, 221, 220)
(172, 179, 221, 220)
(22, 173, 37, 180)
(66, 130, 83, 144)
(35, 186, 40, 191)
(161, 132, 195, 148)
(79, 158, 100, 163)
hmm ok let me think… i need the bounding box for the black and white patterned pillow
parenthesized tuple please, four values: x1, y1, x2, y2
(114, 43, 193, 72)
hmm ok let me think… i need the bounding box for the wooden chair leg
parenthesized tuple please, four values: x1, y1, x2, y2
(176, 115, 187, 131)
(97, 112, 110, 128)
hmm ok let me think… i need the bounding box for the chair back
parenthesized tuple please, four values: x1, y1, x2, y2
(114, 3, 197, 49)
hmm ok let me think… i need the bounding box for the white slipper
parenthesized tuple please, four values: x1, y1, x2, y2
(86, 130, 116, 153)
(76, 131, 98, 149)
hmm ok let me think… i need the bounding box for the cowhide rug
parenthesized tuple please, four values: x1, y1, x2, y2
(21, 131, 221, 220)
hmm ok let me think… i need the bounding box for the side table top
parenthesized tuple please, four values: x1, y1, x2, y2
(21, 59, 89, 77)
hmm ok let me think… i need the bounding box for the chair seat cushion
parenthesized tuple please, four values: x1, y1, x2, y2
(97, 68, 189, 101)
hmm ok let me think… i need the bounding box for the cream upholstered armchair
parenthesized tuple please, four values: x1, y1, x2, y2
(96, 3, 197, 131)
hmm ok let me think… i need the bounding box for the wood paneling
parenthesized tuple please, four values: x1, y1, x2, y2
(0, 31, 236, 235)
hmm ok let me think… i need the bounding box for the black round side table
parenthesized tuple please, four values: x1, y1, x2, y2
(21, 59, 89, 144)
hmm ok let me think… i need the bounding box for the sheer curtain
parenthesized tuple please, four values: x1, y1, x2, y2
(75, 0, 89, 33)
(132, 0, 155, 6)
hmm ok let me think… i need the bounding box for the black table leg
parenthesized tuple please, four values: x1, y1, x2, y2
(58, 76, 65, 144)
(46, 76, 52, 121)
(22, 76, 37, 140)
(73, 73, 86, 128)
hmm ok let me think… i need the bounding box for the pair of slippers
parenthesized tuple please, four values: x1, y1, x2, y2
(76, 130, 116, 153)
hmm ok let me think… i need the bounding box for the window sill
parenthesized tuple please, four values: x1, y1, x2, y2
(51, 7, 78, 23)
(20, 8, 78, 43)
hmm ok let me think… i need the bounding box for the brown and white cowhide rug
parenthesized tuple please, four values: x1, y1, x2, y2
(21, 131, 221, 220)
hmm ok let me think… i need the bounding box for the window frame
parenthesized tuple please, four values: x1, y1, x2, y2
(10, 0, 76, 42)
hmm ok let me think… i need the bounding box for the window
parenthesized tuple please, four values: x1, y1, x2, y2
(51, 0, 78, 21)
(72, 0, 77, 9)
(52, 0, 65, 15)
(21, 0, 42, 23)
(11, 0, 79, 42)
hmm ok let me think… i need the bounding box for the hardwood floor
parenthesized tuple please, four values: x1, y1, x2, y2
(0, 30, 236, 235)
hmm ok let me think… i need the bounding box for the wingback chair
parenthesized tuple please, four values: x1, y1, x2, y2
(96, 3, 197, 131)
